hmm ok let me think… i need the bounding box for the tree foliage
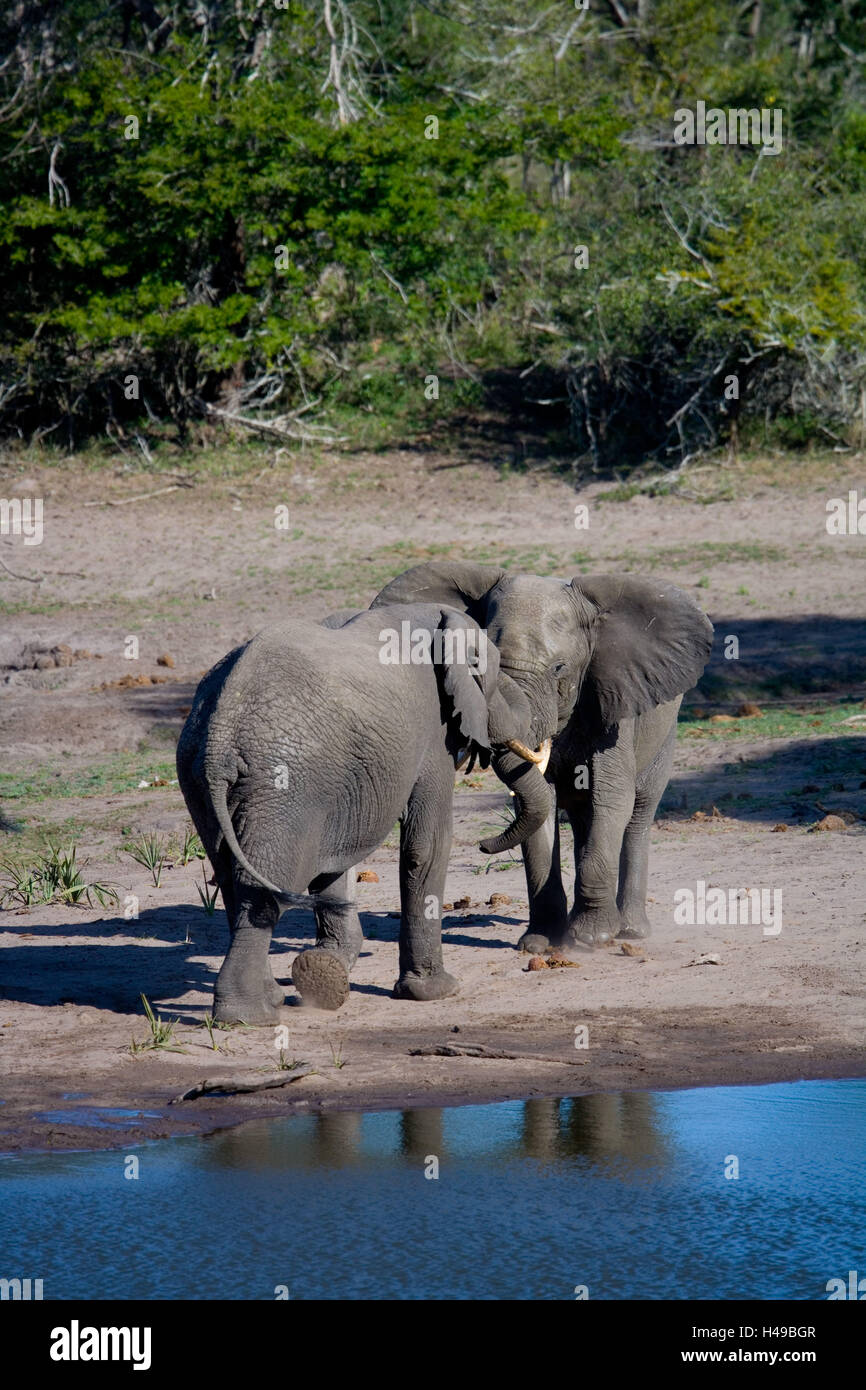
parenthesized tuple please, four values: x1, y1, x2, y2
(1, 0, 864, 463)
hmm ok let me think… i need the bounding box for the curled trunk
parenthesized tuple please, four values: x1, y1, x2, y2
(480, 748, 552, 855)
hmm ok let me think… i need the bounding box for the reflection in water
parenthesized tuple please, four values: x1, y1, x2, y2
(204, 1092, 668, 1176)
(521, 1093, 667, 1169)
(1, 1080, 864, 1300)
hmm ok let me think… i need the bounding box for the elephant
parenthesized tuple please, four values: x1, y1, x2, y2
(175, 602, 552, 1023)
(371, 563, 713, 951)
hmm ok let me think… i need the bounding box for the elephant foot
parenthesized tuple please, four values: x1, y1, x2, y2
(616, 917, 651, 940)
(565, 907, 624, 948)
(393, 970, 459, 1002)
(518, 930, 557, 955)
(292, 949, 350, 1011)
(266, 974, 286, 1007)
(213, 994, 282, 1027)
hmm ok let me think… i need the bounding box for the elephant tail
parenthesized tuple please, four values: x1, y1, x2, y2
(208, 773, 287, 899)
(209, 774, 351, 913)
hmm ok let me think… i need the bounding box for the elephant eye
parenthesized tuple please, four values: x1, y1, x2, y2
(553, 662, 567, 677)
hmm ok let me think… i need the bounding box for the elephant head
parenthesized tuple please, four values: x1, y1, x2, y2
(424, 604, 554, 855)
(372, 564, 713, 776)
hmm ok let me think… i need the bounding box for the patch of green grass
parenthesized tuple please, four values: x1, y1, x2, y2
(0, 597, 74, 617)
(0, 755, 178, 803)
(679, 702, 865, 742)
(620, 541, 789, 571)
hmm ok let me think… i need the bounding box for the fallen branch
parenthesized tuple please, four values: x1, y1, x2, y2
(0, 556, 43, 583)
(83, 483, 193, 508)
(171, 1063, 316, 1102)
(203, 402, 347, 444)
(409, 1043, 587, 1066)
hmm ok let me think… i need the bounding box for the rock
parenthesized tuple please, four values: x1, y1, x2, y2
(619, 942, 645, 958)
(357, 869, 379, 882)
(737, 702, 763, 717)
(812, 815, 847, 832)
(772, 823, 788, 832)
(487, 893, 511, 909)
(157, 653, 175, 668)
(526, 956, 548, 971)
(685, 953, 722, 967)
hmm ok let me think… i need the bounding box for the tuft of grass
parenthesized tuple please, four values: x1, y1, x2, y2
(196, 865, 220, 915)
(177, 826, 206, 865)
(276, 1048, 308, 1072)
(325, 1035, 347, 1069)
(122, 831, 170, 887)
(0, 839, 118, 908)
(129, 993, 187, 1053)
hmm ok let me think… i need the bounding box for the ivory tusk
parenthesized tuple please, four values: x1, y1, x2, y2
(506, 737, 552, 774)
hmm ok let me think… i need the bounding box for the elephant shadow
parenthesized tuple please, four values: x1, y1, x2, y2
(663, 733, 866, 824)
(0, 901, 523, 1019)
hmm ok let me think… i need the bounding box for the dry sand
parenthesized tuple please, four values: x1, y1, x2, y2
(1, 447, 864, 1150)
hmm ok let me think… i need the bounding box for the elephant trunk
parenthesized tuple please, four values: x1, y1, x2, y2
(480, 747, 552, 855)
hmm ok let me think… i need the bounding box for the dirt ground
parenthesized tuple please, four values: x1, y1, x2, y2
(1, 444, 864, 1152)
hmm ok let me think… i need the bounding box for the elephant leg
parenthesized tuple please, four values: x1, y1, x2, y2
(393, 760, 458, 1001)
(292, 870, 362, 1012)
(567, 735, 636, 947)
(516, 784, 568, 953)
(218, 867, 284, 1007)
(312, 869, 363, 966)
(214, 882, 282, 1025)
(616, 730, 675, 939)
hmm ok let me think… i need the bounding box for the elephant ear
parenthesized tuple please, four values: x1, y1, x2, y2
(371, 561, 508, 624)
(573, 575, 714, 724)
(438, 608, 501, 750)
(320, 608, 365, 629)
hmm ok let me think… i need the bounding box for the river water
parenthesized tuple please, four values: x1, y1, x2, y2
(1, 1079, 863, 1300)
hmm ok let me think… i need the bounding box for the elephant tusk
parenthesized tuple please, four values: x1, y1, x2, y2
(536, 739, 552, 775)
(505, 738, 552, 774)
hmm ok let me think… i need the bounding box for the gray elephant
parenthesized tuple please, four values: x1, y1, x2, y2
(371, 564, 713, 950)
(176, 603, 551, 1022)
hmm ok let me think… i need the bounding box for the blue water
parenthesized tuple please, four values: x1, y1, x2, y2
(1, 1079, 864, 1300)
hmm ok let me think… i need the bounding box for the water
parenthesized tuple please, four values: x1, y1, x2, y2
(1, 1079, 863, 1300)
